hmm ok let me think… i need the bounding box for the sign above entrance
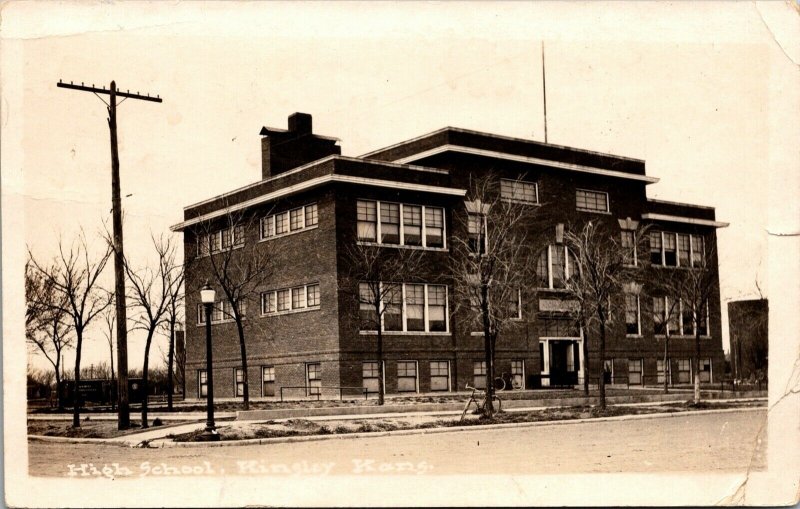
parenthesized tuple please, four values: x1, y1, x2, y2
(539, 298, 579, 313)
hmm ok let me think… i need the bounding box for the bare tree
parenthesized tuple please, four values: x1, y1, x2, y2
(450, 175, 542, 418)
(124, 234, 182, 427)
(100, 307, 116, 380)
(27, 234, 112, 427)
(26, 258, 74, 409)
(343, 242, 426, 405)
(160, 256, 185, 411)
(196, 209, 273, 410)
(563, 220, 647, 409)
(645, 265, 686, 394)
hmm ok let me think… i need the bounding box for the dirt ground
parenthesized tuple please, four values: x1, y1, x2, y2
(27, 418, 199, 439)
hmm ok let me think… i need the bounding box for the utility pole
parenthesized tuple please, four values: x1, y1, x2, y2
(57, 79, 162, 430)
(541, 41, 548, 144)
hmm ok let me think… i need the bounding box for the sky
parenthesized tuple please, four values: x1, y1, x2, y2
(5, 1, 798, 374)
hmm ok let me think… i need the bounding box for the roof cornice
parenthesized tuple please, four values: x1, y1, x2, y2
(641, 212, 729, 228)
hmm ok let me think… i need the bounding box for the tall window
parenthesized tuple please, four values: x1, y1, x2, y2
(678, 234, 690, 266)
(653, 296, 666, 335)
(509, 289, 522, 320)
(383, 284, 403, 331)
(359, 283, 378, 329)
(262, 283, 321, 315)
(425, 207, 445, 248)
(380, 202, 400, 244)
(397, 361, 418, 393)
(650, 232, 663, 265)
(576, 189, 609, 213)
(468, 213, 487, 254)
(625, 293, 640, 335)
(650, 231, 707, 268)
(403, 205, 422, 246)
(198, 370, 208, 398)
(197, 226, 244, 257)
(275, 211, 289, 235)
(691, 235, 705, 266)
(306, 363, 321, 396)
(697, 302, 709, 336)
(681, 301, 694, 336)
(663, 233, 677, 266)
(262, 366, 275, 397)
(427, 285, 447, 332)
(305, 203, 318, 227)
(473, 361, 487, 389)
(289, 208, 304, 231)
(500, 178, 538, 204)
(405, 284, 425, 332)
(357, 200, 378, 241)
(621, 230, 637, 266)
(234, 368, 245, 397)
(699, 358, 712, 383)
(430, 361, 450, 391)
(536, 245, 578, 289)
(511, 360, 525, 389)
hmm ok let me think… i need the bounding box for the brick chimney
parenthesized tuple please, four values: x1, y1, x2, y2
(260, 113, 341, 179)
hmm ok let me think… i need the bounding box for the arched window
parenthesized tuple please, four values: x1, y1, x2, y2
(536, 245, 579, 289)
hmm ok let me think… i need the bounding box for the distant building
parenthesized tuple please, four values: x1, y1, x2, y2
(172, 112, 728, 399)
(728, 299, 768, 380)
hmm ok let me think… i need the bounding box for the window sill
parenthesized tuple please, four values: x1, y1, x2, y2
(359, 331, 451, 336)
(259, 224, 318, 243)
(654, 334, 712, 339)
(195, 318, 246, 327)
(577, 209, 612, 215)
(356, 241, 448, 252)
(262, 306, 321, 318)
(626, 334, 644, 338)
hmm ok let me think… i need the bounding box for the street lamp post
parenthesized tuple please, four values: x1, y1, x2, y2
(198, 282, 220, 441)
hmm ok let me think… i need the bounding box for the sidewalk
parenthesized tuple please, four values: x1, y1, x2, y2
(30, 397, 767, 447)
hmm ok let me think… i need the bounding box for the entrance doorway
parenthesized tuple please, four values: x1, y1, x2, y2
(540, 337, 583, 387)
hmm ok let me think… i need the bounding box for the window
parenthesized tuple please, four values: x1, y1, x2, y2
(430, 361, 450, 391)
(305, 204, 318, 227)
(667, 299, 679, 333)
(261, 216, 275, 239)
(262, 366, 275, 397)
(468, 213, 487, 254)
(261, 283, 321, 315)
(380, 202, 400, 244)
(576, 189, 609, 213)
(650, 232, 663, 265)
(691, 235, 705, 267)
(536, 245, 578, 289)
(277, 289, 290, 312)
(603, 359, 614, 384)
(359, 283, 378, 330)
(427, 285, 448, 332)
(359, 283, 449, 333)
(357, 200, 378, 241)
(306, 363, 321, 396)
(625, 293, 640, 335)
(197, 300, 243, 325)
(306, 284, 320, 307)
(663, 233, 677, 266)
(473, 361, 487, 389)
(628, 359, 643, 385)
(197, 303, 209, 325)
(221, 228, 232, 250)
(677, 359, 691, 384)
(699, 358, 712, 383)
(681, 300, 694, 336)
(362, 361, 381, 394)
(697, 302, 709, 336)
(501, 179, 538, 204)
(653, 297, 666, 335)
(509, 289, 523, 319)
(291, 287, 305, 310)
(289, 208, 304, 231)
(275, 212, 289, 235)
(511, 360, 525, 389)
(678, 234, 690, 266)
(197, 234, 210, 257)
(405, 284, 425, 332)
(403, 205, 422, 246)
(383, 284, 403, 332)
(197, 226, 243, 257)
(621, 230, 637, 266)
(425, 207, 445, 248)
(657, 359, 671, 385)
(397, 361, 418, 393)
(198, 370, 208, 398)
(234, 368, 245, 397)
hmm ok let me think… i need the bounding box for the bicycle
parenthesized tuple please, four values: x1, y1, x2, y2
(493, 372, 523, 391)
(460, 384, 502, 421)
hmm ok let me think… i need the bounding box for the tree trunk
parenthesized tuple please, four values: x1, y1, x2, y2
(481, 285, 494, 418)
(582, 325, 590, 396)
(167, 318, 175, 411)
(598, 317, 607, 410)
(377, 328, 385, 406)
(72, 330, 83, 428)
(693, 331, 701, 404)
(141, 330, 154, 428)
(109, 342, 116, 411)
(55, 359, 64, 411)
(663, 332, 669, 394)
(235, 316, 249, 410)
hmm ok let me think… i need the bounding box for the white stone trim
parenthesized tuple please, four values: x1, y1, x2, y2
(641, 213, 729, 228)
